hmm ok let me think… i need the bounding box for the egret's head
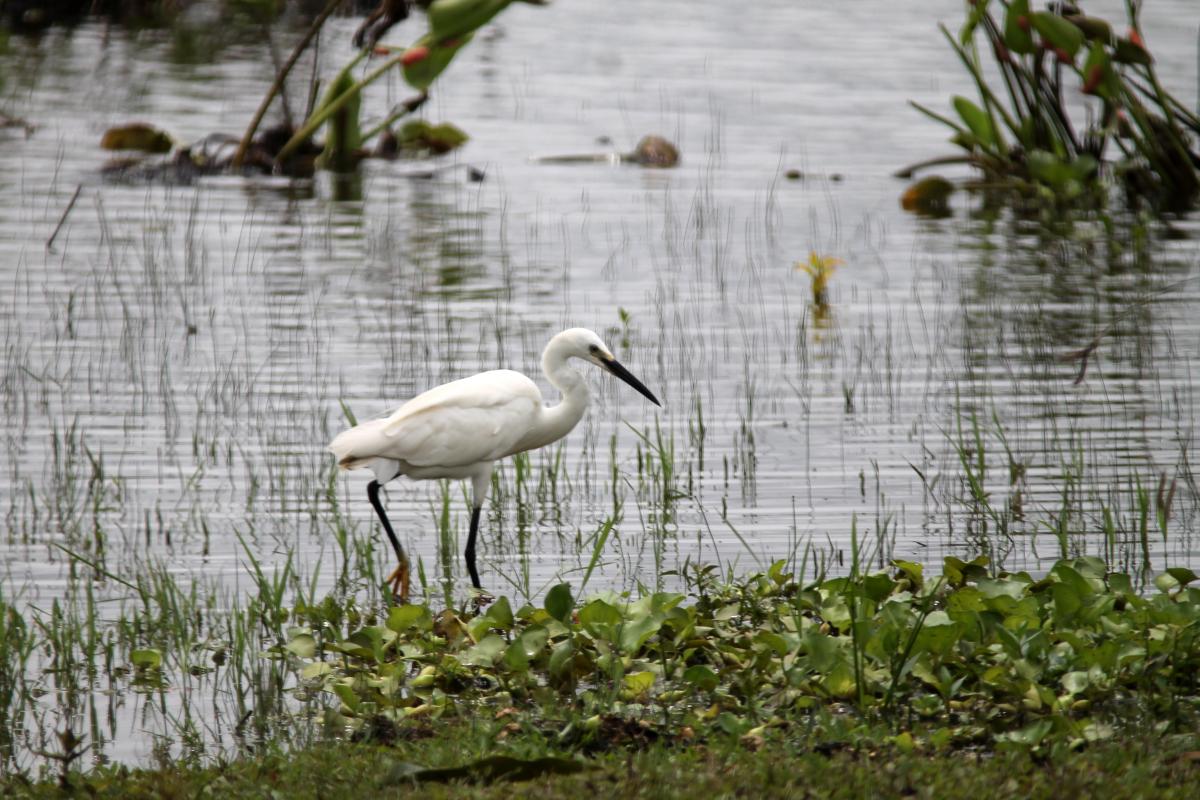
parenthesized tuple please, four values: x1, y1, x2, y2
(553, 327, 661, 407)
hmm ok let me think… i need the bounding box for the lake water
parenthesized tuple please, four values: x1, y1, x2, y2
(1, 0, 1198, 767)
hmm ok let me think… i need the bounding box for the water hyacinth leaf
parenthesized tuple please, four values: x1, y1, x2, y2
(545, 583, 574, 623)
(622, 670, 655, 698)
(952, 96, 997, 151)
(286, 633, 317, 658)
(548, 639, 576, 678)
(754, 630, 790, 657)
(332, 682, 360, 713)
(131, 649, 162, 670)
(913, 611, 962, 656)
(997, 718, 1054, 748)
(578, 599, 622, 634)
(388, 604, 433, 633)
(1061, 670, 1090, 696)
(1051, 582, 1082, 623)
(1166, 567, 1198, 586)
(486, 596, 514, 630)
(517, 624, 550, 659)
(462, 633, 506, 666)
(862, 572, 896, 602)
(619, 613, 664, 654)
(503, 639, 530, 671)
(1003, 0, 1034, 54)
(802, 629, 841, 672)
(1154, 568, 1198, 593)
(891, 559, 924, 589)
(301, 661, 333, 680)
(683, 664, 719, 691)
(823, 661, 857, 699)
(403, 34, 474, 91)
(768, 559, 793, 586)
(1031, 12, 1084, 57)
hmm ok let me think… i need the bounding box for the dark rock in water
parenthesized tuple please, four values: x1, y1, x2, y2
(626, 135, 679, 168)
(531, 135, 680, 169)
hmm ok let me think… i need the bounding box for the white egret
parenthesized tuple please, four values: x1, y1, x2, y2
(329, 327, 661, 600)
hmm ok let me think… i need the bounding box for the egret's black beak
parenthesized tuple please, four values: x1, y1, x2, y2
(602, 356, 661, 407)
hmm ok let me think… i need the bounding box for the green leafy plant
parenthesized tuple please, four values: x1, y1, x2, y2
(280, 555, 1200, 751)
(904, 1, 1200, 211)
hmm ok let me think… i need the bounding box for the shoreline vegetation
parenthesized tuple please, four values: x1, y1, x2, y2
(3, 554, 1199, 794)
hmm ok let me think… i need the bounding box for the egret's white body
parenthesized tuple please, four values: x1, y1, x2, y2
(329, 328, 660, 598)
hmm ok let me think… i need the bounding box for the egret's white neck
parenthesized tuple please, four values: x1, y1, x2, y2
(522, 334, 591, 451)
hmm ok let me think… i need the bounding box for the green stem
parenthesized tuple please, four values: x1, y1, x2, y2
(273, 49, 384, 169)
(233, 0, 347, 169)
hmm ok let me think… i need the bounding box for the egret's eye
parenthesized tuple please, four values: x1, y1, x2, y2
(588, 344, 600, 354)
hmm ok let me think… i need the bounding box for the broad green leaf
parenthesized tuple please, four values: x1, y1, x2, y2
(578, 599, 623, 634)
(486, 596, 514, 630)
(286, 633, 317, 658)
(683, 664, 719, 691)
(1061, 670, 1090, 696)
(131, 649, 162, 670)
(388, 604, 433, 633)
(622, 670, 656, 698)
(548, 639, 576, 678)
(301, 661, 333, 680)
(952, 96, 997, 151)
(462, 633, 506, 667)
(332, 682, 360, 712)
(1051, 582, 1082, 623)
(544, 583, 574, 624)
(619, 613, 664, 654)
(823, 661, 857, 698)
(862, 572, 896, 602)
(517, 625, 550, 659)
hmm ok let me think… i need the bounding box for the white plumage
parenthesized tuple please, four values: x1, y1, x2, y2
(329, 328, 661, 600)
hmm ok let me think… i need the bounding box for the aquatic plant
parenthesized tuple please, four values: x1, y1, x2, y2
(282, 556, 1200, 751)
(903, 1, 1200, 211)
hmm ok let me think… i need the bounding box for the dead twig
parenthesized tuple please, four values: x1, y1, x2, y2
(232, 0, 348, 169)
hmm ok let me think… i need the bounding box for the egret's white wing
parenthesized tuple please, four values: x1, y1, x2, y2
(378, 370, 542, 467)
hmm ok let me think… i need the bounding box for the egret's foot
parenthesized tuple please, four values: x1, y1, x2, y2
(468, 587, 494, 611)
(385, 561, 410, 604)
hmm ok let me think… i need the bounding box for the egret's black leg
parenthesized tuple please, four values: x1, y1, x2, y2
(464, 504, 483, 589)
(367, 480, 409, 600)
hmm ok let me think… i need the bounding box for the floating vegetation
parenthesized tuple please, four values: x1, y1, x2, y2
(282, 556, 1200, 751)
(532, 135, 681, 168)
(902, 1, 1200, 211)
